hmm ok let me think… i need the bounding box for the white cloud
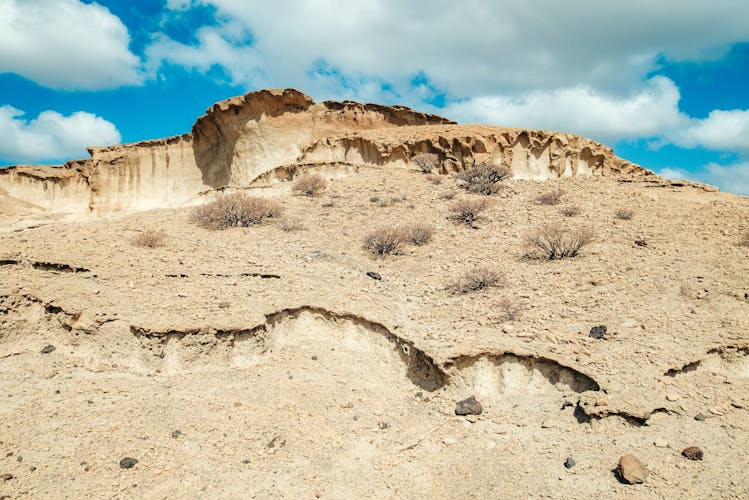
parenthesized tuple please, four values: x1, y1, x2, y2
(0, 0, 142, 90)
(156, 0, 749, 97)
(145, 27, 263, 87)
(670, 109, 749, 154)
(442, 76, 688, 144)
(658, 162, 749, 196)
(0, 106, 121, 164)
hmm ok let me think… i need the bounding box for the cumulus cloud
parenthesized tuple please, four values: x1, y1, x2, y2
(0, 0, 142, 90)
(154, 0, 749, 97)
(443, 76, 688, 144)
(0, 106, 121, 164)
(670, 109, 749, 154)
(145, 26, 263, 87)
(659, 162, 749, 195)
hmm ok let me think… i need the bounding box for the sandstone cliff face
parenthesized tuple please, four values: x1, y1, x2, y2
(0, 88, 650, 225)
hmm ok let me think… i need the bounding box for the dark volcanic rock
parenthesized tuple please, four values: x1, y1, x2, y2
(455, 396, 483, 416)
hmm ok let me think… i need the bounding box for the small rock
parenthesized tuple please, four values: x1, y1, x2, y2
(634, 239, 647, 247)
(171, 430, 182, 438)
(666, 393, 680, 402)
(595, 398, 608, 407)
(241, 458, 251, 464)
(560, 400, 574, 410)
(177, 292, 188, 298)
(654, 438, 668, 448)
(267, 436, 286, 449)
(366, 271, 382, 281)
(119, 457, 138, 469)
(0, 473, 13, 481)
(564, 457, 575, 469)
(218, 302, 230, 309)
(466, 414, 479, 423)
(589, 325, 607, 339)
(15, 456, 22, 463)
(378, 421, 389, 430)
(616, 454, 648, 484)
(682, 447, 704, 461)
(694, 414, 706, 421)
(455, 395, 483, 416)
(443, 436, 457, 445)
(311, 356, 317, 361)
(40, 344, 56, 354)
(541, 418, 557, 429)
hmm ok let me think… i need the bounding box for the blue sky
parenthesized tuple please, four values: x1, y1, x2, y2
(1, 0, 748, 195)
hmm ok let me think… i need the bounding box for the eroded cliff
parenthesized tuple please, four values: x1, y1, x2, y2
(0, 88, 652, 226)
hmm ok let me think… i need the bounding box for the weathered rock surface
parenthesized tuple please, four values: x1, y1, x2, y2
(0, 88, 654, 228)
(616, 454, 649, 484)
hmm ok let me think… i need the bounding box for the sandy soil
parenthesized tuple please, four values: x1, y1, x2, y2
(0, 167, 747, 498)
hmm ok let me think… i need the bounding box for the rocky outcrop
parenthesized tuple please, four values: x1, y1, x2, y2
(295, 125, 648, 180)
(0, 88, 652, 225)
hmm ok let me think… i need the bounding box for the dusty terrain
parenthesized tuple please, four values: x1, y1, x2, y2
(0, 90, 748, 498)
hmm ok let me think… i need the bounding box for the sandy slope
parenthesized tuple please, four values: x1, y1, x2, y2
(0, 167, 747, 498)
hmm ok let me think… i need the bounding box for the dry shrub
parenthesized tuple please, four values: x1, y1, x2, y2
(292, 173, 327, 196)
(458, 162, 511, 195)
(449, 267, 506, 294)
(741, 231, 749, 247)
(402, 223, 434, 246)
(536, 189, 564, 205)
(412, 153, 440, 173)
(280, 216, 305, 232)
(131, 229, 166, 248)
(560, 205, 580, 217)
(363, 227, 408, 257)
(497, 298, 522, 322)
(449, 198, 491, 227)
(615, 208, 634, 220)
(191, 193, 283, 229)
(524, 225, 594, 259)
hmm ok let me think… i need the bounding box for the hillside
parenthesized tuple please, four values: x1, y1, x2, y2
(0, 90, 747, 498)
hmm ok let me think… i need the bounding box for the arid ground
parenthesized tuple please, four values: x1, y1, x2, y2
(1, 164, 748, 498)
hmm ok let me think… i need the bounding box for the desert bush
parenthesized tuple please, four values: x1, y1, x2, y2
(523, 224, 594, 259)
(412, 153, 440, 173)
(560, 205, 580, 217)
(449, 267, 506, 294)
(363, 227, 408, 257)
(458, 162, 511, 195)
(402, 223, 434, 246)
(191, 193, 283, 229)
(536, 189, 564, 205)
(449, 198, 491, 227)
(292, 173, 327, 196)
(497, 298, 522, 322)
(741, 231, 749, 247)
(131, 229, 166, 248)
(614, 208, 634, 220)
(280, 216, 305, 232)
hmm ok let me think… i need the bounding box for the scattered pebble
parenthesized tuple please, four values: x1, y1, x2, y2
(564, 457, 575, 469)
(694, 414, 706, 421)
(682, 447, 704, 461)
(366, 271, 382, 281)
(654, 438, 668, 448)
(455, 396, 483, 416)
(241, 458, 251, 464)
(378, 421, 390, 430)
(589, 325, 607, 340)
(267, 436, 286, 449)
(616, 454, 648, 484)
(443, 436, 457, 445)
(0, 473, 13, 481)
(40, 344, 56, 354)
(171, 430, 182, 438)
(119, 457, 138, 469)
